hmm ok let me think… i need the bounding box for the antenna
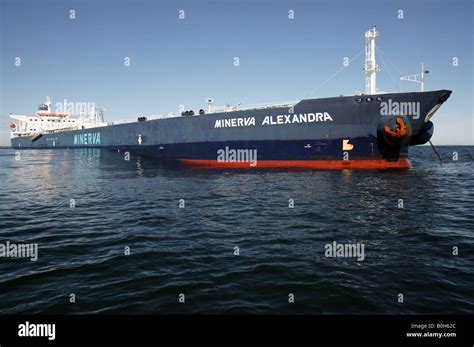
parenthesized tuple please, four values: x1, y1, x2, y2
(400, 62, 429, 91)
(364, 26, 379, 95)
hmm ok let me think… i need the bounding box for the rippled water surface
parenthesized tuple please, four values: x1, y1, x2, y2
(0, 146, 473, 314)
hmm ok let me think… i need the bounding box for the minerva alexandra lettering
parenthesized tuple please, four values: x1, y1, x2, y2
(73, 132, 101, 145)
(214, 112, 334, 128)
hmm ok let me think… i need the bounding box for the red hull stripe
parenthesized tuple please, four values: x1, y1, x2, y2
(180, 159, 411, 169)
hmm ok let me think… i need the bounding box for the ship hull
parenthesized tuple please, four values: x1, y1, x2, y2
(10, 90, 451, 169)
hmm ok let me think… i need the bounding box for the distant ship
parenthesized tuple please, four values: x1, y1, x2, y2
(9, 27, 451, 169)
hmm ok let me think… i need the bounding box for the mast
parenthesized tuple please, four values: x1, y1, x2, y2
(45, 96, 52, 112)
(400, 62, 429, 92)
(422, 62, 426, 91)
(207, 98, 214, 114)
(364, 26, 379, 95)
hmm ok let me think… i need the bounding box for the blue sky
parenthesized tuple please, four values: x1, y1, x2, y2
(0, 0, 472, 145)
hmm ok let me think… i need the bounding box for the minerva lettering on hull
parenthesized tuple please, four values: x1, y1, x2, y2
(73, 132, 101, 145)
(214, 117, 256, 128)
(214, 112, 333, 128)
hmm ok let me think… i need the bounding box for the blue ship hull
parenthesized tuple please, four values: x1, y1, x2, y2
(11, 90, 451, 169)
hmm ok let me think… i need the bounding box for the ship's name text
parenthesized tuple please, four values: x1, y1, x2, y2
(73, 132, 101, 145)
(214, 112, 333, 128)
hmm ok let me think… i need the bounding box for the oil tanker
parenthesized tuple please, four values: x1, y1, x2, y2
(9, 27, 451, 169)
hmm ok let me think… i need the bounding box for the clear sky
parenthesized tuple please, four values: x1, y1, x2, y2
(0, 0, 472, 145)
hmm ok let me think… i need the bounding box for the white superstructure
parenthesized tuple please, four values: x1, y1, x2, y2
(10, 96, 107, 139)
